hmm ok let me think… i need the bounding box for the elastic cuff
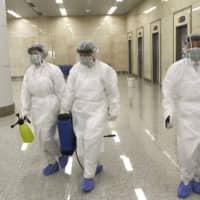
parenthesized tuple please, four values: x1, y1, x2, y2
(164, 112, 172, 120)
(22, 110, 29, 117)
(84, 171, 95, 179)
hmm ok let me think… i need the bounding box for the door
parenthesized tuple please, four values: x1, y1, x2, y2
(176, 25, 187, 61)
(138, 37, 143, 78)
(152, 33, 159, 83)
(128, 40, 132, 74)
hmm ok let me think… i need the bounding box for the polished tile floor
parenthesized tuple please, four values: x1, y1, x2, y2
(1, 74, 199, 200)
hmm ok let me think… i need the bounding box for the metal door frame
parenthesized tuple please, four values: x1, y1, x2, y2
(127, 32, 133, 75)
(136, 26, 144, 78)
(150, 19, 161, 83)
(152, 32, 159, 83)
(175, 25, 188, 61)
(173, 6, 192, 62)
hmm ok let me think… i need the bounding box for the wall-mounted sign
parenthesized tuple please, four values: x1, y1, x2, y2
(178, 16, 186, 23)
(153, 25, 158, 31)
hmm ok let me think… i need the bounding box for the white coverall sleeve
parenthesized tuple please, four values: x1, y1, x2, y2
(50, 65, 66, 109)
(162, 63, 182, 119)
(104, 67, 120, 119)
(62, 69, 76, 113)
(21, 74, 32, 116)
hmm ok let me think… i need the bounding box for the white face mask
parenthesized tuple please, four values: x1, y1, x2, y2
(30, 54, 41, 65)
(186, 48, 200, 62)
(80, 56, 94, 67)
(186, 36, 200, 62)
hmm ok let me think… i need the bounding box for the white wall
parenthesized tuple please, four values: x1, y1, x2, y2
(126, 0, 200, 82)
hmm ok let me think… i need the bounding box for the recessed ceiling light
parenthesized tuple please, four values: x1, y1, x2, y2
(116, 0, 123, 2)
(144, 6, 157, 14)
(7, 10, 22, 18)
(107, 6, 117, 15)
(56, 0, 63, 4)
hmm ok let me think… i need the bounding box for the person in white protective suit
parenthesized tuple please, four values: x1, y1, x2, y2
(162, 33, 200, 198)
(63, 40, 120, 192)
(21, 44, 68, 176)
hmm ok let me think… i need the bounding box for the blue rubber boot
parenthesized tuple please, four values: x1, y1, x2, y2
(177, 181, 193, 198)
(95, 165, 103, 175)
(193, 180, 200, 194)
(43, 162, 59, 176)
(81, 178, 95, 192)
(59, 155, 68, 168)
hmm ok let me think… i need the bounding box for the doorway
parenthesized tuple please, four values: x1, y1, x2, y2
(138, 37, 143, 78)
(152, 33, 159, 83)
(176, 25, 187, 61)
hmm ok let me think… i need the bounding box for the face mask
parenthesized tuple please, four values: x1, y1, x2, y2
(30, 54, 41, 65)
(80, 56, 94, 67)
(186, 48, 200, 62)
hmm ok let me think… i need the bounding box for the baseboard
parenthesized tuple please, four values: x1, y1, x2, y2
(11, 76, 24, 81)
(144, 77, 152, 83)
(116, 71, 128, 75)
(0, 103, 15, 117)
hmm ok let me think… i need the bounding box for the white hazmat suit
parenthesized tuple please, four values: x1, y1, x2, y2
(162, 58, 200, 183)
(21, 62, 65, 164)
(63, 60, 120, 178)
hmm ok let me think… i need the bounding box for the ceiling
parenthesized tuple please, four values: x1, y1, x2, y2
(6, 0, 143, 18)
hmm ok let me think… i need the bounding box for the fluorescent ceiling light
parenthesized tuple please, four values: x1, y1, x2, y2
(116, 0, 123, 2)
(144, 6, 157, 14)
(21, 143, 29, 151)
(56, 0, 63, 4)
(60, 8, 67, 16)
(192, 7, 200, 12)
(161, 0, 168, 2)
(135, 188, 147, 200)
(108, 6, 117, 15)
(120, 155, 133, 171)
(7, 10, 22, 18)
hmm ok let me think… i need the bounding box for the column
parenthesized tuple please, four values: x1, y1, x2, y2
(0, 0, 15, 117)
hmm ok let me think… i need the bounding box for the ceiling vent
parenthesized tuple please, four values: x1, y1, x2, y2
(24, 0, 43, 16)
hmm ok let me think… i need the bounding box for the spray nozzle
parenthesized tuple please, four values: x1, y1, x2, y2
(10, 113, 31, 128)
